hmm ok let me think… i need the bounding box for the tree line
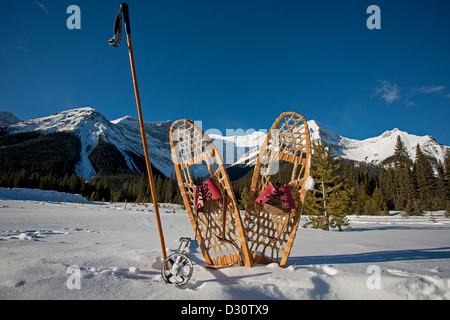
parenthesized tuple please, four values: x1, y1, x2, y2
(302, 137, 450, 231)
(1, 132, 448, 226)
(0, 169, 110, 202)
(0, 130, 182, 204)
(0, 169, 183, 204)
(379, 136, 450, 213)
(93, 173, 183, 204)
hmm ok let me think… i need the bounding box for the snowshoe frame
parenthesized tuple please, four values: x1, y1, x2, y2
(244, 112, 312, 266)
(169, 119, 253, 268)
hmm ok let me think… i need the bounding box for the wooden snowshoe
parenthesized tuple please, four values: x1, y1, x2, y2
(170, 119, 253, 268)
(244, 112, 312, 266)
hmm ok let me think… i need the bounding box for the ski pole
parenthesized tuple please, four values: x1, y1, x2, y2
(109, 3, 167, 262)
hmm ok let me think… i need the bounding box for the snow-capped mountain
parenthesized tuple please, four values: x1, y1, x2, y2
(231, 120, 449, 169)
(307, 120, 449, 168)
(3, 107, 173, 179)
(111, 115, 172, 177)
(209, 131, 266, 167)
(1, 107, 448, 179)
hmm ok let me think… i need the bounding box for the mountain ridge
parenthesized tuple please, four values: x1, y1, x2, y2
(1, 107, 448, 179)
(1, 107, 172, 179)
(0, 111, 21, 126)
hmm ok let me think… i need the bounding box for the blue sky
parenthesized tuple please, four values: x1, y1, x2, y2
(1, 0, 449, 145)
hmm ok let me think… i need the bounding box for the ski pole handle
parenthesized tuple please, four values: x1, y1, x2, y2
(120, 3, 131, 35)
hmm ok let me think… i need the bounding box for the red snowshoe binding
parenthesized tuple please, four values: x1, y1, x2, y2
(256, 182, 295, 215)
(195, 178, 227, 213)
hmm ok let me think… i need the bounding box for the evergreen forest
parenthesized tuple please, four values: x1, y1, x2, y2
(1, 130, 449, 227)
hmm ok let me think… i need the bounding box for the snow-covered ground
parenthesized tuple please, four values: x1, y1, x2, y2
(1, 188, 449, 300)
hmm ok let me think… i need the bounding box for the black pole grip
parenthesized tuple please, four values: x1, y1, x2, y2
(120, 3, 131, 35)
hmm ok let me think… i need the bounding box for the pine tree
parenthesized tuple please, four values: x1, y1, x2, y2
(413, 200, 424, 216)
(414, 144, 436, 211)
(355, 183, 371, 215)
(393, 136, 414, 209)
(403, 199, 414, 217)
(170, 173, 182, 204)
(444, 150, 450, 181)
(442, 151, 450, 210)
(155, 175, 164, 203)
(342, 164, 358, 191)
(13, 169, 28, 188)
(370, 186, 387, 215)
(398, 166, 416, 209)
(303, 141, 346, 230)
(162, 178, 169, 203)
(166, 175, 175, 203)
(30, 172, 40, 189)
(327, 188, 354, 230)
(394, 136, 412, 171)
(239, 186, 249, 210)
(436, 162, 448, 209)
(136, 173, 150, 203)
(379, 167, 395, 209)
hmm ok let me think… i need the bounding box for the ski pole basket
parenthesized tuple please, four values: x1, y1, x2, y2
(161, 237, 193, 287)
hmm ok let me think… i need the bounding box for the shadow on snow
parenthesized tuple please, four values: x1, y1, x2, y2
(290, 247, 450, 266)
